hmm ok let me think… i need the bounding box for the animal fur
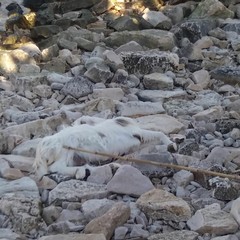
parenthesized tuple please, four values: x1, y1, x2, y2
(33, 116, 177, 180)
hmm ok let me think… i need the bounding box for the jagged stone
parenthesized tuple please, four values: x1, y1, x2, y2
(120, 50, 179, 75)
(136, 189, 192, 222)
(104, 29, 176, 50)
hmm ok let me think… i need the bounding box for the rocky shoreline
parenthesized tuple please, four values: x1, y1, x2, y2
(1, 0, 240, 239)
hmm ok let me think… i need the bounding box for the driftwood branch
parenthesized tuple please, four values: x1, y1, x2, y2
(63, 145, 240, 182)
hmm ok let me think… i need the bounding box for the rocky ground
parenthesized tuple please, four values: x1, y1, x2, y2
(1, 0, 240, 239)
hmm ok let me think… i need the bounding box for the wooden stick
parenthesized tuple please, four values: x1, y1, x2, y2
(63, 145, 240, 181)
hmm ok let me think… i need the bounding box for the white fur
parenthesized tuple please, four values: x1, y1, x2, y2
(33, 116, 177, 179)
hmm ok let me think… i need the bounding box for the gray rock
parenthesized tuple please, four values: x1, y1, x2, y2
(61, 76, 93, 99)
(148, 230, 199, 240)
(143, 73, 174, 90)
(210, 66, 240, 85)
(143, 11, 172, 30)
(0, 177, 44, 234)
(120, 50, 179, 75)
(0, 91, 34, 113)
(129, 224, 149, 238)
(211, 235, 238, 240)
(107, 165, 154, 197)
(173, 170, 194, 187)
(136, 189, 192, 222)
(42, 206, 62, 225)
(0, 228, 23, 240)
(3, 108, 40, 124)
(31, 25, 62, 39)
(33, 84, 53, 98)
(92, 88, 124, 101)
(117, 101, 165, 117)
(189, 0, 234, 19)
(84, 63, 113, 83)
(136, 114, 184, 134)
(103, 50, 124, 72)
(187, 203, 238, 235)
(108, 15, 141, 31)
(47, 220, 84, 234)
(137, 89, 186, 102)
(56, 209, 86, 225)
(115, 41, 144, 54)
(114, 226, 128, 240)
(39, 233, 106, 240)
(193, 106, 224, 122)
(104, 29, 176, 50)
(133, 153, 175, 178)
(223, 19, 240, 35)
(82, 198, 115, 221)
(209, 177, 239, 201)
(87, 165, 113, 184)
(48, 180, 108, 205)
(173, 19, 217, 43)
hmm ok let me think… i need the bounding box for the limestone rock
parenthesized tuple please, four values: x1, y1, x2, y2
(143, 73, 174, 90)
(39, 233, 106, 240)
(92, 88, 124, 101)
(48, 180, 108, 205)
(136, 189, 192, 222)
(192, 106, 224, 122)
(107, 165, 155, 197)
(0, 177, 44, 234)
(187, 203, 238, 235)
(137, 89, 186, 102)
(136, 114, 184, 134)
(84, 202, 130, 240)
(117, 101, 165, 117)
(148, 230, 199, 240)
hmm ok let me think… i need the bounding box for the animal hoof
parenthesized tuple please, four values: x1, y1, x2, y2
(168, 143, 177, 153)
(75, 168, 86, 180)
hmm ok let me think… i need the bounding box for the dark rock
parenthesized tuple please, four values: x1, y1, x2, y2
(133, 153, 175, 178)
(120, 50, 179, 75)
(35, 3, 55, 25)
(61, 76, 93, 99)
(22, 0, 45, 12)
(31, 25, 63, 39)
(215, 119, 240, 134)
(108, 16, 151, 31)
(58, 0, 101, 14)
(210, 66, 240, 85)
(178, 139, 199, 156)
(172, 19, 218, 43)
(209, 177, 239, 201)
(6, 2, 23, 15)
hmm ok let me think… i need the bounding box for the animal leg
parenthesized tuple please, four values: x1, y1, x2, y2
(139, 129, 177, 152)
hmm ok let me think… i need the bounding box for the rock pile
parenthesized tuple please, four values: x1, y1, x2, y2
(1, 0, 240, 239)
